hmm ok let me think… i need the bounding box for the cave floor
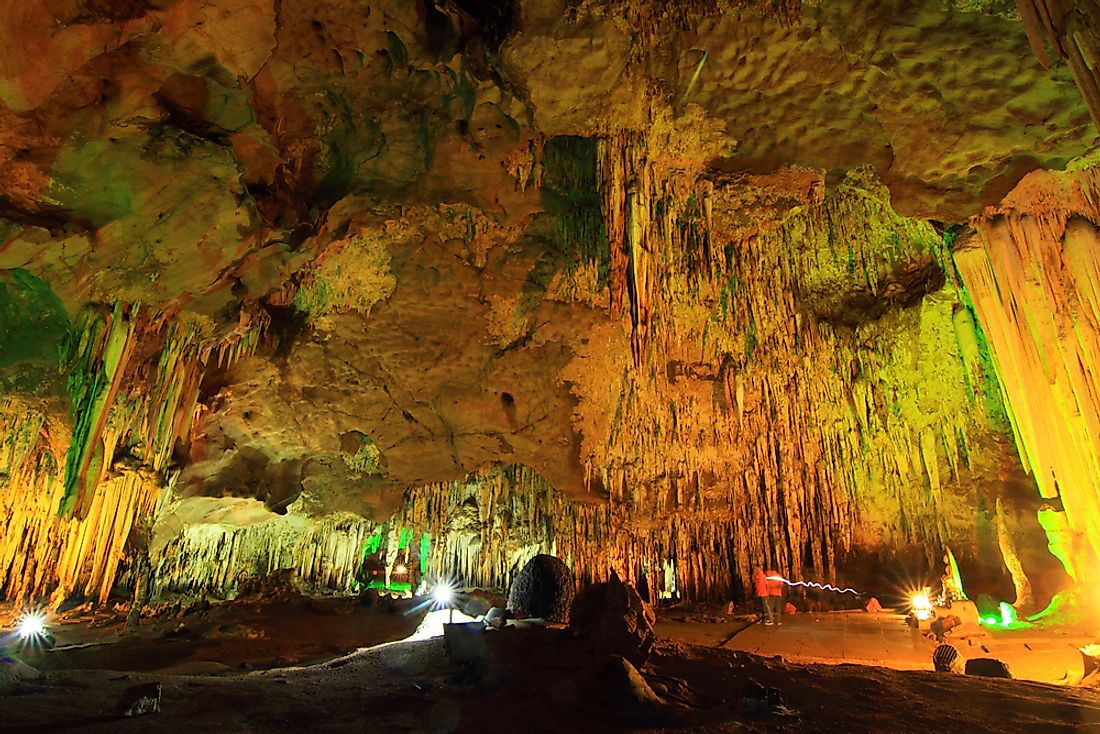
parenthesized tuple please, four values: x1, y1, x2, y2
(4, 598, 1100, 732)
(658, 609, 1091, 685)
(0, 593, 425, 675)
(3, 625, 1100, 733)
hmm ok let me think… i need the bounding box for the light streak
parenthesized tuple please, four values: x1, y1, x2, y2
(766, 575, 860, 595)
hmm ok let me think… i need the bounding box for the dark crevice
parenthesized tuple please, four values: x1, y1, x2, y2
(80, 0, 151, 21)
(453, 0, 518, 51)
(153, 88, 232, 147)
(0, 198, 93, 235)
(261, 302, 310, 359)
(814, 256, 946, 328)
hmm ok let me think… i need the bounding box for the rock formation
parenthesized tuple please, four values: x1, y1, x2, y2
(507, 553, 575, 622)
(0, 0, 1097, 613)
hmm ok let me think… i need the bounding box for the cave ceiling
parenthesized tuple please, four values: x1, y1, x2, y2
(1, 0, 1099, 602)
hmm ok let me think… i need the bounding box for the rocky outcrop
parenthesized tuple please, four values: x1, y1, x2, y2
(570, 571, 656, 666)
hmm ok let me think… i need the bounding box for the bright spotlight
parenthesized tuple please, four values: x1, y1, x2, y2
(431, 583, 455, 607)
(910, 593, 932, 621)
(393, 564, 408, 576)
(15, 611, 47, 641)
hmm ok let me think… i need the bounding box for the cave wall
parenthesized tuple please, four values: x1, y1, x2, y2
(2, 160, 1056, 603)
(0, 0, 1096, 605)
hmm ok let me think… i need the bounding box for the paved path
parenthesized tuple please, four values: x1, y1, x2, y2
(665, 610, 1091, 684)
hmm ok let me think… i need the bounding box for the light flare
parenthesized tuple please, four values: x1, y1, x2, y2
(910, 593, 932, 621)
(431, 582, 455, 607)
(11, 609, 49, 646)
(766, 575, 860, 595)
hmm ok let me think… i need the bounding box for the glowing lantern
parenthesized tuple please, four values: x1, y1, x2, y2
(911, 592, 933, 621)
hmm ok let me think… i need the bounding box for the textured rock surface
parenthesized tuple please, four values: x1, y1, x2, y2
(507, 553, 575, 622)
(575, 655, 663, 711)
(956, 167, 1100, 586)
(0, 0, 1095, 607)
(570, 571, 657, 666)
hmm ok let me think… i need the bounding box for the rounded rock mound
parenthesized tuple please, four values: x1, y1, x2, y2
(507, 554, 575, 623)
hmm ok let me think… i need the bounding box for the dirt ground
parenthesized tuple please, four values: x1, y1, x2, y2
(3, 597, 1100, 732)
(0, 590, 426, 675)
(657, 608, 1095, 684)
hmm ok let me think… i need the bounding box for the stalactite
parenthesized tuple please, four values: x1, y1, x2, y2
(1015, 0, 1100, 130)
(148, 500, 376, 597)
(586, 144, 1008, 596)
(955, 167, 1100, 581)
(598, 135, 715, 365)
(0, 306, 268, 604)
(390, 465, 746, 601)
(0, 400, 162, 604)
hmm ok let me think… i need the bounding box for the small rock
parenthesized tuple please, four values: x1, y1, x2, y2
(739, 677, 783, 714)
(484, 607, 510, 629)
(965, 658, 1012, 679)
(930, 614, 962, 642)
(0, 657, 40, 695)
(119, 682, 161, 717)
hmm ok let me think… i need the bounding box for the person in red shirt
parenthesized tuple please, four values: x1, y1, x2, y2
(753, 566, 774, 625)
(765, 568, 784, 626)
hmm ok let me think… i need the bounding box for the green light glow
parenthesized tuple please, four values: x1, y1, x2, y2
(364, 530, 383, 555)
(420, 533, 430, 574)
(366, 579, 412, 593)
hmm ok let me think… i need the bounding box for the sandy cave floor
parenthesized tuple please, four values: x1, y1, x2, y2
(2, 597, 1100, 733)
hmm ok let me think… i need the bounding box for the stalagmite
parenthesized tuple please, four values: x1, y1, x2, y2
(997, 497, 1034, 608)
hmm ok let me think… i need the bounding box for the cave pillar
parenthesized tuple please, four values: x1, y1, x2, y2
(954, 170, 1100, 587)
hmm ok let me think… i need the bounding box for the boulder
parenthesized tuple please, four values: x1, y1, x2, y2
(507, 554, 575, 623)
(0, 657, 39, 695)
(576, 655, 662, 710)
(570, 570, 656, 666)
(965, 658, 1012, 679)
